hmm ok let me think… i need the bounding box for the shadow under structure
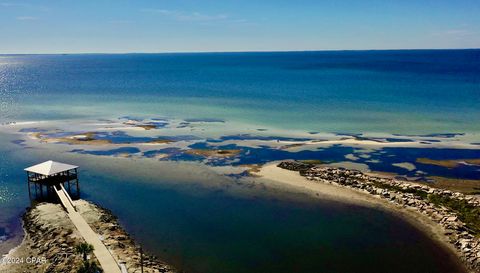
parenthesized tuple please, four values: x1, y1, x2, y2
(25, 160, 80, 202)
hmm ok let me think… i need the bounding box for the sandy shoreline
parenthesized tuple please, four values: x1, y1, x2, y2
(257, 162, 470, 271)
(0, 158, 475, 272)
(0, 200, 176, 273)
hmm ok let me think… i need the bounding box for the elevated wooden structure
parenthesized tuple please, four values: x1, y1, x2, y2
(24, 161, 122, 273)
(25, 160, 80, 201)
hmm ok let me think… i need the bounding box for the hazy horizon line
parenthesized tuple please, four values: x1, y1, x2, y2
(1, 47, 479, 56)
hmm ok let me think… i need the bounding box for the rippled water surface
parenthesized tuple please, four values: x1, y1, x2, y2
(1, 50, 477, 272)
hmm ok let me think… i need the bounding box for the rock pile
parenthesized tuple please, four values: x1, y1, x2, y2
(0, 203, 92, 273)
(79, 200, 176, 273)
(1, 200, 177, 273)
(278, 161, 480, 273)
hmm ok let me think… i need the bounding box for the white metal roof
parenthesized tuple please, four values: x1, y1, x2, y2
(24, 160, 78, 176)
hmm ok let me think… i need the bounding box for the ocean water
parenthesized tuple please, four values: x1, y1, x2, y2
(1, 50, 479, 133)
(1, 50, 479, 272)
(0, 138, 468, 273)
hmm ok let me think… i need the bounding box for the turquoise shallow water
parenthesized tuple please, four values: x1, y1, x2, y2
(0, 137, 468, 273)
(1, 50, 479, 133)
(0, 50, 478, 272)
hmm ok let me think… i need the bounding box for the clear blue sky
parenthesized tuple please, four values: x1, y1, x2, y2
(1, 0, 479, 53)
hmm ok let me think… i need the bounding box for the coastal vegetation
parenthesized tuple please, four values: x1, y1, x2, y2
(429, 176, 480, 194)
(75, 243, 102, 273)
(278, 161, 480, 272)
(30, 131, 174, 145)
(77, 260, 102, 273)
(186, 148, 241, 158)
(0, 201, 177, 273)
(76, 243, 94, 262)
(371, 179, 480, 235)
(428, 194, 480, 236)
(417, 158, 480, 169)
(299, 159, 323, 164)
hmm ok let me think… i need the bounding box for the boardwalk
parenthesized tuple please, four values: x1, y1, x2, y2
(54, 185, 122, 273)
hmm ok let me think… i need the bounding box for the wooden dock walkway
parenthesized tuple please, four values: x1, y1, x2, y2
(54, 185, 122, 273)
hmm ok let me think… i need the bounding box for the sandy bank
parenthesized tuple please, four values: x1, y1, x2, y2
(258, 163, 386, 207)
(257, 162, 473, 272)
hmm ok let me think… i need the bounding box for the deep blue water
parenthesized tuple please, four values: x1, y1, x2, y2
(1, 50, 479, 133)
(1, 50, 478, 272)
(0, 136, 467, 273)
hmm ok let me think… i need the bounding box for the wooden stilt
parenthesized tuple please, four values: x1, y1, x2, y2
(76, 179, 80, 198)
(28, 182, 31, 201)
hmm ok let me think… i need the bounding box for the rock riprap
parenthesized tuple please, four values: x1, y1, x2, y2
(0, 200, 177, 273)
(278, 161, 480, 273)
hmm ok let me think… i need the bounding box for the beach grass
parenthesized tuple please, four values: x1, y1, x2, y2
(417, 158, 480, 169)
(299, 159, 323, 165)
(369, 180, 480, 236)
(428, 194, 480, 235)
